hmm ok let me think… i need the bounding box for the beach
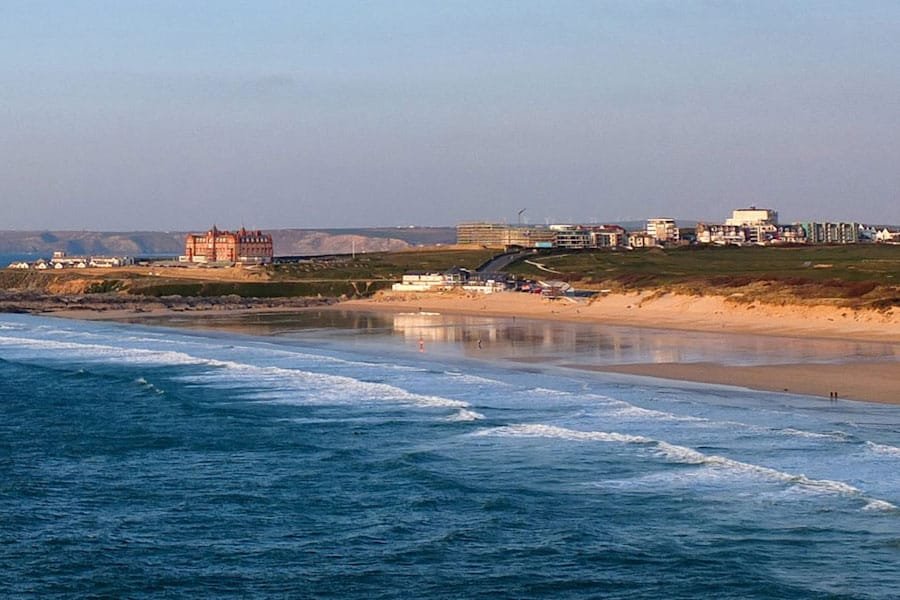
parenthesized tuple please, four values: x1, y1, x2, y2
(337, 290, 900, 404)
(9, 287, 899, 404)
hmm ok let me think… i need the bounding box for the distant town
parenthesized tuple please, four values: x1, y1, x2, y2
(457, 207, 900, 250)
(4, 208, 900, 272)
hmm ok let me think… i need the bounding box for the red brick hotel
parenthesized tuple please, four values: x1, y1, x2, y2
(183, 226, 274, 264)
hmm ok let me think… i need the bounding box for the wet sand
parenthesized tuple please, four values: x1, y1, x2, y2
(27, 290, 900, 404)
(342, 292, 900, 404)
(341, 290, 900, 343)
(573, 361, 900, 405)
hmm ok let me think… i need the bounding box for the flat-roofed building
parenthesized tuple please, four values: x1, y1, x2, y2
(726, 207, 778, 227)
(456, 222, 555, 248)
(552, 226, 591, 249)
(800, 222, 859, 244)
(696, 223, 747, 245)
(590, 225, 627, 248)
(628, 232, 657, 248)
(646, 218, 679, 244)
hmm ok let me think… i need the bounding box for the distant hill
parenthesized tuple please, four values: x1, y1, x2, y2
(0, 227, 457, 258)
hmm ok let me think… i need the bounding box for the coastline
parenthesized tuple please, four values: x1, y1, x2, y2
(338, 290, 900, 344)
(337, 291, 900, 404)
(4, 289, 898, 404)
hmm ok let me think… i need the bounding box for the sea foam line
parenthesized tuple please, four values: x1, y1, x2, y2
(865, 441, 900, 458)
(0, 333, 476, 414)
(475, 424, 896, 511)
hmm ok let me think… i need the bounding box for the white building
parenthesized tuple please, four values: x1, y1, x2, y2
(628, 232, 657, 248)
(89, 256, 134, 268)
(696, 224, 747, 245)
(875, 228, 900, 243)
(646, 218, 679, 244)
(391, 273, 450, 292)
(725, 207, 778, 227)
(48, 251, 133, 269)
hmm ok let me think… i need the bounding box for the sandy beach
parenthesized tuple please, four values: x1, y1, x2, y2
(10, 288, 898, 404)
(340, 290, 900, 343)
(339, 290, 900, 404)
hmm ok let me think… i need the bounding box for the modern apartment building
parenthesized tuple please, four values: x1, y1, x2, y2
(800, 222, 860, 244)
(646, 218, 679, 244)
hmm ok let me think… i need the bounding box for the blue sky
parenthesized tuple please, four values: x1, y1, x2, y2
(1, 1, 898, 230)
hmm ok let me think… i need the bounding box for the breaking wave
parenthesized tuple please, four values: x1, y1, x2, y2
(476, 423, 896, 510)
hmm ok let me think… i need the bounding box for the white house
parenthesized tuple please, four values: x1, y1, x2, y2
(875, 228, 900, 243)
(391, 273, 449, 292)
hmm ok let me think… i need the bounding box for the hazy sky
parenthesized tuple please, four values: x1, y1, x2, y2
(2, 1, 898, 230)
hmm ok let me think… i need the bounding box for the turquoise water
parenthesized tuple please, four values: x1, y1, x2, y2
(2, 313, 900, 598)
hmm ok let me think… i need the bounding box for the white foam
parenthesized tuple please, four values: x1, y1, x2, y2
(528, 387, 574, 397)
(443, 371, 506, 386)
(0, 331, 473, 414)
(135, 377, 165, 395)
(865, 441, 900, 457)
(476, 423, 890, 508)
(779, 428, 847, 441)
(180, 360, 472, 410)
(863, 499, 899, 512)
(474, 423, 651, 445)
(611, 405, 707, 423)
(446, 409, 486, 422)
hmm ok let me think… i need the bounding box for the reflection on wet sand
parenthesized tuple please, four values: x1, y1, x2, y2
(131, 308, 900, 369)
(389, 311, 900, 367)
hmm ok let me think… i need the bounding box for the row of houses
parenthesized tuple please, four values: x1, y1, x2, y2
(7, 251, 135, 270)
(457, 208, 900, 250)
(392, 270, 510, 294)
(391, 270, 573, 297)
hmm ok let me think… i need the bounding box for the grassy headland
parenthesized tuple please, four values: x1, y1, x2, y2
(0, 248, 497, 300)
(507, 244, 900, 309)
(1, 245, 898, 310)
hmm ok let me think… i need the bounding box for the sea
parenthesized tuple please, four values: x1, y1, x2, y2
(2, 310, 900, 599)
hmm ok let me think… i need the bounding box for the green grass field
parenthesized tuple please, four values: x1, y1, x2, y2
(269, 248, 498, 282)
(504, 244, 900, 307)
(507, 244, 900, 286)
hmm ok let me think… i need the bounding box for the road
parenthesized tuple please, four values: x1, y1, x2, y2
(475, 250, 532, 273)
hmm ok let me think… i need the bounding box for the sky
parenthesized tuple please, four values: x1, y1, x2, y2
(1, 0, 898, 231)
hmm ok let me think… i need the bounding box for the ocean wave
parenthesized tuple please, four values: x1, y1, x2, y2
(473, 423, 651, 445)
(610, 404, 708, 423)
(0, 332, 475, 416)
(446, 409, 486, 422)
(778, 428, 849, 441)
(443, 371, 507, 386)
(135, 377, 165, 395)
(863, 499, 899, 512)
(865, 441, 900, 457)
(179, 359, 473, 410)
(476, 423, 895, 510)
